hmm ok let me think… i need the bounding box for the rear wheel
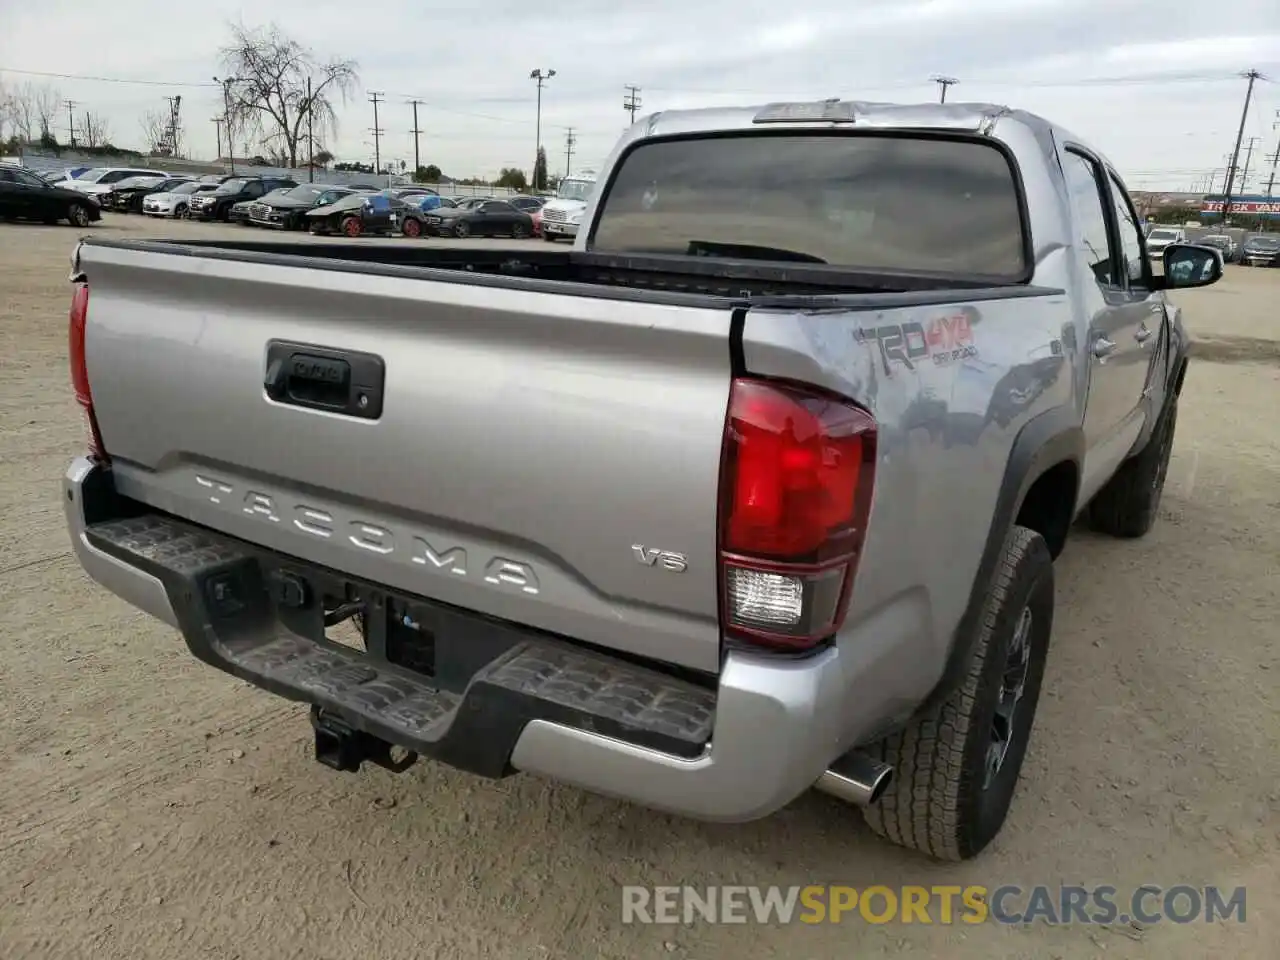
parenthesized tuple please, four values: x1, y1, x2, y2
(401, 217, 422, 238)
(1089, 398, 1178, 538)
(453, 220, 471, 239)
(67, 204, 91, 228)
(341, 215, 363, 238)
(511, 222, 529, 239)
(862, 526, 1053, 861)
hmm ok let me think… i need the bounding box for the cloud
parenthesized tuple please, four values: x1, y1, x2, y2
(2, 0, 1278, 187)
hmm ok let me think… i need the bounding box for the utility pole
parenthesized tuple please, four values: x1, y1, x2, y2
(164, 95, 182, 156)
(409, 99, 424, 177)
(1221, 69, 1264, 223)
(306, 76, 314, 182)
(623, 85, 642, 124)
(64, 99, 77, 147)
(213, 118, 223, 161)
(530, 68, 555, 190)
(368, 91, 385, 177)
(564, 127, 576, 177)
(213, 75, 240, 174)
(1239, 136, 1261, 197)
(931, 75, 959, 103)
(1265, 110, 1280, 197)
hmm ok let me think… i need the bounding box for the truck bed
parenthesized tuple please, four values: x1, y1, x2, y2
(75, 236, 1060, 677)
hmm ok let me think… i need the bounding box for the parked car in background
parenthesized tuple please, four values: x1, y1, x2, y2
(233, 187, 295, 226)
(103, 176, 194, 213)
(1241, 234, 1280, 267)
(405, 194, 456, 212)
(305, 191, 401, 237)
(142, 181, 221, 218)
(422, 198, 535, 238)
(452, 197, 491, 211)
(190, 176, 297, 222)
(1145, 227, 1186, 257)
(1196, 234, 1238, 263)
(509, 195, 546, 214)
(59, 167, 170, 199)
(0, 164, 102, 226)
(248, 184, 355, 230)
(387, 187, 438, 200)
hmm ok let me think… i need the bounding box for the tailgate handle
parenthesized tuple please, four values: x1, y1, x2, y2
(264, 340, 385, 419)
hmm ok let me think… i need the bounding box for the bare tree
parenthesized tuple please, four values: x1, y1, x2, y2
(139, 109, 171, 154)
(4, 81, 61, 142)
(81, 111, 111, 148)
(0, 81, 13, 143)
(32, 84, 61, 139)
(219, 23, 359, 168)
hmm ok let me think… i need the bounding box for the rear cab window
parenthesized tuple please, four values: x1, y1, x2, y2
(588, 132, 1030, 282)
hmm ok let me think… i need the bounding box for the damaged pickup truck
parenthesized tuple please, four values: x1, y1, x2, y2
(63, 100, 1223, 860)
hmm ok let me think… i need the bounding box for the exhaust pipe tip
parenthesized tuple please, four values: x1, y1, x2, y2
(816, 753, 894, 807)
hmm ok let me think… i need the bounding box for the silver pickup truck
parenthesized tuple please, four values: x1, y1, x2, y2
(63, 100, 1223, 861)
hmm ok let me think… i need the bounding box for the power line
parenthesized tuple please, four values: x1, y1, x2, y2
(1, 67, 219, 87)
(624, 85, 642, 124)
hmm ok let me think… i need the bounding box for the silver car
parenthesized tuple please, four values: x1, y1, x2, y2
(142, 181, 221, 218)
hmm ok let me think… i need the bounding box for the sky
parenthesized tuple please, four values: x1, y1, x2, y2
(2, 0, 1280, 190)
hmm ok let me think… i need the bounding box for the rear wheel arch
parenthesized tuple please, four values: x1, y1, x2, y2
(921, 409, 1082, 712)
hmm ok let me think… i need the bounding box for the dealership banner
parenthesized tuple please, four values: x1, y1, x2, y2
(1200, 196, 1280, 217)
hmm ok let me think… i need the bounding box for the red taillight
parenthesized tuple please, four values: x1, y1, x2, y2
(719, 377, 876, 650)
(69, 282, 108, 461)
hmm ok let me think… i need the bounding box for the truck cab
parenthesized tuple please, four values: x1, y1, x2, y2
(539, 170, 597, 242)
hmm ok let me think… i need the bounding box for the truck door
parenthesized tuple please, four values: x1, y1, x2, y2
(1060, 148, 1152, 501)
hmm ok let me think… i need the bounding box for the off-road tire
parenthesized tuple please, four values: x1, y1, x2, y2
(1089, 399, 1178, 538)
(862, 526, 1054, 861)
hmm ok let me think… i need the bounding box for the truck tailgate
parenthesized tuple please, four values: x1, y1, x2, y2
(80, 244, 734, 673)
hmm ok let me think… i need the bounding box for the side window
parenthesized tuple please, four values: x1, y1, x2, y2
(245, 182, 264, 197)
(0, 169, 15, 183)
(1060, 150, 1115, 287)
(1107, 173, 1146, 285)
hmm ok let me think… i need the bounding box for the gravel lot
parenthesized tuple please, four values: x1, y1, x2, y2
(1, 214, 1276, 959)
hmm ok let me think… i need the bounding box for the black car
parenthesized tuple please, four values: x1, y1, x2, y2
(188, 176, 297, 222)
(424, 198, 534, 238)
(103, 176, 193, 213)
(0, 165, 102, 227)
(248, 184, 356, 230)
(305, 191, 402, 237)
(1241, 235, 1280, 267)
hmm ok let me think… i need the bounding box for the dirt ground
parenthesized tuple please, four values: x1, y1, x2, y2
(0, 214, 1276, 959)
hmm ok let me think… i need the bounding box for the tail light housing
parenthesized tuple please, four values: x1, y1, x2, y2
(719, 377, 876, 650)
(68, 282, 108, 461)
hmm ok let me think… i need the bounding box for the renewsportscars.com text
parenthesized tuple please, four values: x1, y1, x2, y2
(621, 884, 1247, 926)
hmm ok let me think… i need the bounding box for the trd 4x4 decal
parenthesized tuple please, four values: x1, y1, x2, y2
(855, 308, 979, 374)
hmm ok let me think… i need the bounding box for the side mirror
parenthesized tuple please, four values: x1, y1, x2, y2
(1160, 243, 1223, 290)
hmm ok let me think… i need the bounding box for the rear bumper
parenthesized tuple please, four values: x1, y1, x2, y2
(64, 457, 871, 822)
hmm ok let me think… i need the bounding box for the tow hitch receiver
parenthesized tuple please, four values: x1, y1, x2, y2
(310, 706, 418, 774)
